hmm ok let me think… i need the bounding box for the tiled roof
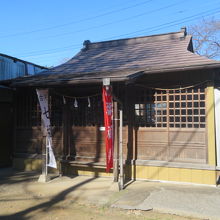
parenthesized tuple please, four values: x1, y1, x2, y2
(10, 28, 220, 86)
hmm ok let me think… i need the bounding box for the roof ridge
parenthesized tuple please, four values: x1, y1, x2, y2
(83, 28, 187, 50)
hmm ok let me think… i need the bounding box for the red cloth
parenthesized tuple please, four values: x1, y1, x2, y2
(102, 86, 113, 172)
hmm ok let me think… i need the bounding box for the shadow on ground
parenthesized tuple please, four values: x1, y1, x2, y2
(0, 168, 95, 220)
(0, 168, 39, 186)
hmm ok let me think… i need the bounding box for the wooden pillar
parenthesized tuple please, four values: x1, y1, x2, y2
(113, 101, 119, 182)
(206, 81, 217, 166)
(62, 104, 69, 159)
(12, 92, 17, 161)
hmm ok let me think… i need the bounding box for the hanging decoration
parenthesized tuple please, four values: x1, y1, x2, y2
(88, 97, 91, 108)
(63, 96, 66, 105)
(102, 85, 113, 173)
(52, 90, 101, 109)
(74, 98, 78, 108)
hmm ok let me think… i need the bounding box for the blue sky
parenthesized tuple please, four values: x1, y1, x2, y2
(1, 0, 220, 67)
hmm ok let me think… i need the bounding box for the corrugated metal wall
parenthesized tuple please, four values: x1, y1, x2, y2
(0, 55, 45, 80)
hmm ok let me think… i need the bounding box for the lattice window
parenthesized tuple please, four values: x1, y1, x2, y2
(16, 90, 63, 128)
(16, 89, 41, 128)
(134, 86, 206, 128)
(155, 90, 167, 127)
(135, 89, 155, 127)
(49, 95, 63, 127)
(168, 87, 205, 128)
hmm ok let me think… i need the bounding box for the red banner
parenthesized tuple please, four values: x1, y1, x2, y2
(102, 86, 113, 172)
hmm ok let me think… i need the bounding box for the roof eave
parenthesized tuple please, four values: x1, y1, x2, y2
(10, 76, 129, 88)
(141, 63, 220, 75)
(9, 63, 220, 88)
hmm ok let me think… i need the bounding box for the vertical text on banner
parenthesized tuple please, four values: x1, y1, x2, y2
(36, 89, 57, 169)
(102, 86, 113, 172)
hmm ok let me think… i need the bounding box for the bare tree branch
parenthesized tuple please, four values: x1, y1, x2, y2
(188, 18, 220, 60)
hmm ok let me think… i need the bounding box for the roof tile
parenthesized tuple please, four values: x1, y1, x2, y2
(10, 29, 220, 86)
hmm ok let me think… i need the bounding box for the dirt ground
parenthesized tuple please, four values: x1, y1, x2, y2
(0, 169, 200, 220)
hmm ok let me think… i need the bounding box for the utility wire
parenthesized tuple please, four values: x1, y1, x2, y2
(19, 44, 80, 57)
(21, 49, 77, 59)
(16, 0, 189, 57)
(103, 7, 220, 40)
(20, 6, 220, 60)
(40, 0, 187, 40)
(0, 0, 153, 39)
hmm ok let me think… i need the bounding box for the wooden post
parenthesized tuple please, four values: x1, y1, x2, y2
(207, 81, 217, 166)
(119, 109, 124, 190)
(38, 120, 50, 182)
(12, 92, 17, 164)
(113, 101, 119, 182)
(62, 104, 68, 159)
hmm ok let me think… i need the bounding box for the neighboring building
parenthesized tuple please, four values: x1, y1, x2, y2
(0, 54, 47, 167)
(0, 53, 46, 80)
(3, 28, 220, 185)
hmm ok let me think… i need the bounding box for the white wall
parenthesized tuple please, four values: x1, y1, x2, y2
(214, 88, 220, 167)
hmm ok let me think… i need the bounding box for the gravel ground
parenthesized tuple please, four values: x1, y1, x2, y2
(0, 168, 200, 220)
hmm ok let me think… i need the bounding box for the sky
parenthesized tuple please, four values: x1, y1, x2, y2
(1, 0, 220, 67)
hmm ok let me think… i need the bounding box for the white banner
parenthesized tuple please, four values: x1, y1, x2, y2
(36, 89, 57, 169)
(47, 136, 57, 168)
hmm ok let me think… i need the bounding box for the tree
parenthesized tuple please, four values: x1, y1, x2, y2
(188, 18, 220, 60)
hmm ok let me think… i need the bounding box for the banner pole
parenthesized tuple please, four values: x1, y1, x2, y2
(45, 136, 48, 176)
(113, 101, 119, 182)
(38, 124, 50, 182)
(119, 109, 124, 190)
